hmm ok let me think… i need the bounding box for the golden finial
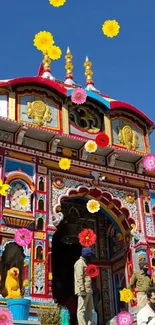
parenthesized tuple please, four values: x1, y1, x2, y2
(84, 56, 94, 86)
(41, 52, 54, 80)
(64, 47, 74, 85)
(43, 52, 51, 72)
(84, 56, 99, 92)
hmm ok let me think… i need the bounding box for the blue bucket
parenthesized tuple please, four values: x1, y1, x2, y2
(7, 298, 31, 320)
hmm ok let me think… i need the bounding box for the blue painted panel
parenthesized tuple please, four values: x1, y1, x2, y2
(4, 158, 34, 177)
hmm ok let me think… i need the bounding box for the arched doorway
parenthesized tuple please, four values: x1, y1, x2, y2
(52, 188, 132, 323)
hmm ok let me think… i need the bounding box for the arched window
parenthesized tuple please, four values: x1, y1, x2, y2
(37, 217, 44, 231)
(38, 197, 44, 211)
(10, 181, 30, 212)
(39, 177, 44, 192)
(36, 245, 43, 260)
(144, 201, 150, 214)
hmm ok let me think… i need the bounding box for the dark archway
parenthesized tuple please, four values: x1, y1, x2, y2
(37, 217, 44, 230)
(0, 242, 25, 297)
(52, 196, 128, 323)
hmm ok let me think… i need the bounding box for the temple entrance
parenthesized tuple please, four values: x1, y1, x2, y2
(52, 196, 127, 324)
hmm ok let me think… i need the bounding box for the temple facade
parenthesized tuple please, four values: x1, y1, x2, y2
(0, 50, 155, 323)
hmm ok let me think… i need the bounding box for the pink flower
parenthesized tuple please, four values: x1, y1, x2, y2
(116, 311, 133, 325)
(14, 228, 32, 247)
(71, 88, 87, 105)
(143, 154, 155, 172)
(0, 309, 13, 325)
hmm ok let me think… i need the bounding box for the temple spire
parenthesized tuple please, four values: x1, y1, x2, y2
(64, 47, 75, 85)
(41, 52, 55, 80)
(84, 56, 99, 92)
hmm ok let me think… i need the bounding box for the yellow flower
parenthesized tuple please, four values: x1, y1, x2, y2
(20, 197, 29, 206)
(102, 20, 120, 38)
(47, 46, 62, 60)
(59, 158, 71, 170)
(0, 179, 10, 196)
(84, 140, 97, 153)
(120, 288, 133, 303)
(86, 199, 100, 213)
(33, 31, 54, 52)
(49, 0, 66, 7)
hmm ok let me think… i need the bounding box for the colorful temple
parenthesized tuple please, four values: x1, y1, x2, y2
(0, 48, 155, 324)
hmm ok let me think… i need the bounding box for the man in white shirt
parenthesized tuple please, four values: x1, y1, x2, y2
(137, 288, 155, 325)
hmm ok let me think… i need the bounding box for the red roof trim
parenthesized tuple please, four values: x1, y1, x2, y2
(0, 77, 67, 96)
(110, 101, 154, 128)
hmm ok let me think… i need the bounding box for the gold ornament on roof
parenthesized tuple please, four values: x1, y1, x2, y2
(84, 56, 94, 85)
(27, 100, 52, 126)
(118, 124, 138, 150)
(65, 47, 74, 79)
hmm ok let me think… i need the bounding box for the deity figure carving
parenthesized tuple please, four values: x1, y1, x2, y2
(3, 267, 21, 298)
(118, 124, 138, 150)
(27, 100, 52, 126)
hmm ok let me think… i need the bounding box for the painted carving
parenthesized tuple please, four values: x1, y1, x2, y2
(107, 152, 118, 167)
(118, 124, 138, 150)
(69, 105, 102, 133)
(4, 267, 21, 298)
(125, 193, 135, 204)
(27, 100, 52, 126)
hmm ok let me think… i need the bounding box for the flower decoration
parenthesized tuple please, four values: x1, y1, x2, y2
(85, 140, 97, 153)
(102, 20, 120, 38)
(0, 180, 10, 196)
(116, 311, 133, 325)
(49, 0, 66, 7)
(14, 228, 32, 247)
(86, 199, 100, 214)
(86, 265, 99, 278)
(120, 288, 133, 303)
(125, 193, 135, 204)
(19, 197, 29, 206)
(47, 46, 62, 60)
(96, 133, 109, 148)
(0, 309, 13, 325)
(143, 154, 155, 172)
(59, 158, 71, 170)
(33, 31, 54, 52)
(78, 229, 96, 247)
(71, 88, 87, 105)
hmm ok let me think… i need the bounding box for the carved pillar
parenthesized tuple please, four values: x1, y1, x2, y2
(62, 106, 69, 134)
(8, 92, 16, 120)
(48, 236, 52, 295)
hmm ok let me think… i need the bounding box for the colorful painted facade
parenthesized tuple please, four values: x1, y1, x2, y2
(0, 51, 155, 323)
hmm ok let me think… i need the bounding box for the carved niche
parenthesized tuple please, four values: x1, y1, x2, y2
(69, 102, 104, 134)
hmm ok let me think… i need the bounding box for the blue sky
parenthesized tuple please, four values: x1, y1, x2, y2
(1, 0, 155, 151)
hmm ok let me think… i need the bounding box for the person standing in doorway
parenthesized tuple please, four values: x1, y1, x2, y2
(130, 261, 153, 312)
(74, 247, 94, 325)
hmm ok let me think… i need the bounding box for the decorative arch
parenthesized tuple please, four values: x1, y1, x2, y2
(53, 186, 135, 237)
(4, 171, 34, 213)
(5, 171, 34, 191)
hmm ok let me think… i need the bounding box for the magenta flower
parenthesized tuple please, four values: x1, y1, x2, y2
(0, 309, 13, 325)
(143, 154, 155, 172)
(116, 312, 133, 325)
(71, 88, 87, 105)
(14, 228, 32, 247)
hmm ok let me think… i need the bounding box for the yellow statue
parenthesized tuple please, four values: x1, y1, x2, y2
(27, 100, 52, 126)
(4, 267, 21, 299)
(118, 124, 138, 150)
